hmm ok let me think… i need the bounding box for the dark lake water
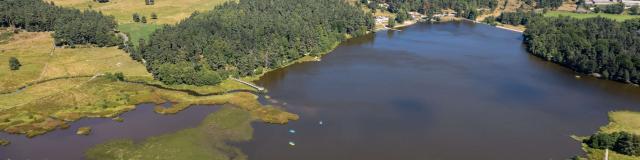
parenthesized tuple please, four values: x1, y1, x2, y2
(2, 21, 640, 159)
(0, 104, 221, 159)
(240, 21, 640, 160)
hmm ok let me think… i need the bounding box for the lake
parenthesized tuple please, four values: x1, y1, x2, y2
(240, 21, 640, 160)
(3, 21, 640, 159)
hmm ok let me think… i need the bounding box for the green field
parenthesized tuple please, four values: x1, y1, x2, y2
(118, 23, 162, 46)
(544, 11, 640, 21)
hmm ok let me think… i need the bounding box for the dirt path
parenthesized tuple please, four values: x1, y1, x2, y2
(37, 44, 56, 81)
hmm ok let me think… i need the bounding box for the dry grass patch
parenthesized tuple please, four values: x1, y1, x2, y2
(0, 32, 53, 92)
(42, 47, 151, 79)
(0, 32, 151, 93)
(599, 111, 640, 135)
(48, 0, 230, 24)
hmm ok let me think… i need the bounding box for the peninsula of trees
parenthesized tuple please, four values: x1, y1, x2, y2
(134, 0, 374, 85)
(524, 17, 640, 84)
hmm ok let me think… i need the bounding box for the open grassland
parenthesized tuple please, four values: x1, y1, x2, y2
(0, 31, 297, 138)
(0, 32, 52, 92)
(599, 111, 640, 135)
(0, 32, 150, 93)
(86, 107, 252, 160)
(579, 111, 640, 160)
(117, 23, 162, 46)
(48, 0, 229, 24)
(545, 11, 640, 22)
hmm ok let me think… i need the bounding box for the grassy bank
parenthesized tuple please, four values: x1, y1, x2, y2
(86, 107, 253, 160)
(544, 11, 640, 22)
(578, 111, 640, 160)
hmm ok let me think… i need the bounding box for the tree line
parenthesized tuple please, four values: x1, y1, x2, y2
(532, 0, 563, 9)
(524, 16, 640, 84)
(584, 132, 640, 156)
(134, 0, 374, 85)
(595, 2, 625, 14)
(494, 11, 542, 26)
(363, 0, 498, 21)
(0, 0, 120, 47)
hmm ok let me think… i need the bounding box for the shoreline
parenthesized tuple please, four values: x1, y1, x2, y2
(495, 25, 525, 33)
(458, 18, 526, 33)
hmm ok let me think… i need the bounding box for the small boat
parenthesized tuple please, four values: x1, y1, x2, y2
(288, 141, 296, 146)
(319, 121, 324, 125)
(288, 129, 296, 134)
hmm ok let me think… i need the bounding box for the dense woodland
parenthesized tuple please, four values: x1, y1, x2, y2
(136, 0, 374, 85)
(0, 0, 120, 46)
(524, 17, 640, 84)
(584, 132, 640, 156)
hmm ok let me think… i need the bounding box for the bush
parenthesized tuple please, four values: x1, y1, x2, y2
(9, 57, 21, 70)
(388, 18, 396, 27)
(630, 6, 640, 15)
(104, 72, 125, 81)
(132, 13, 140, 22)
(483, 16, 497, 26)
(601, 3, 625, 14)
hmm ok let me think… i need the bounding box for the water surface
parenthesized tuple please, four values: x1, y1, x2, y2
(240, 21, 640, 160)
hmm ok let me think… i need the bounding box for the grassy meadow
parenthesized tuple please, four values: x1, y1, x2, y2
(0, 32, 150, 93)
(117, 23, 162, 46)
(544, 11, 640, 22)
